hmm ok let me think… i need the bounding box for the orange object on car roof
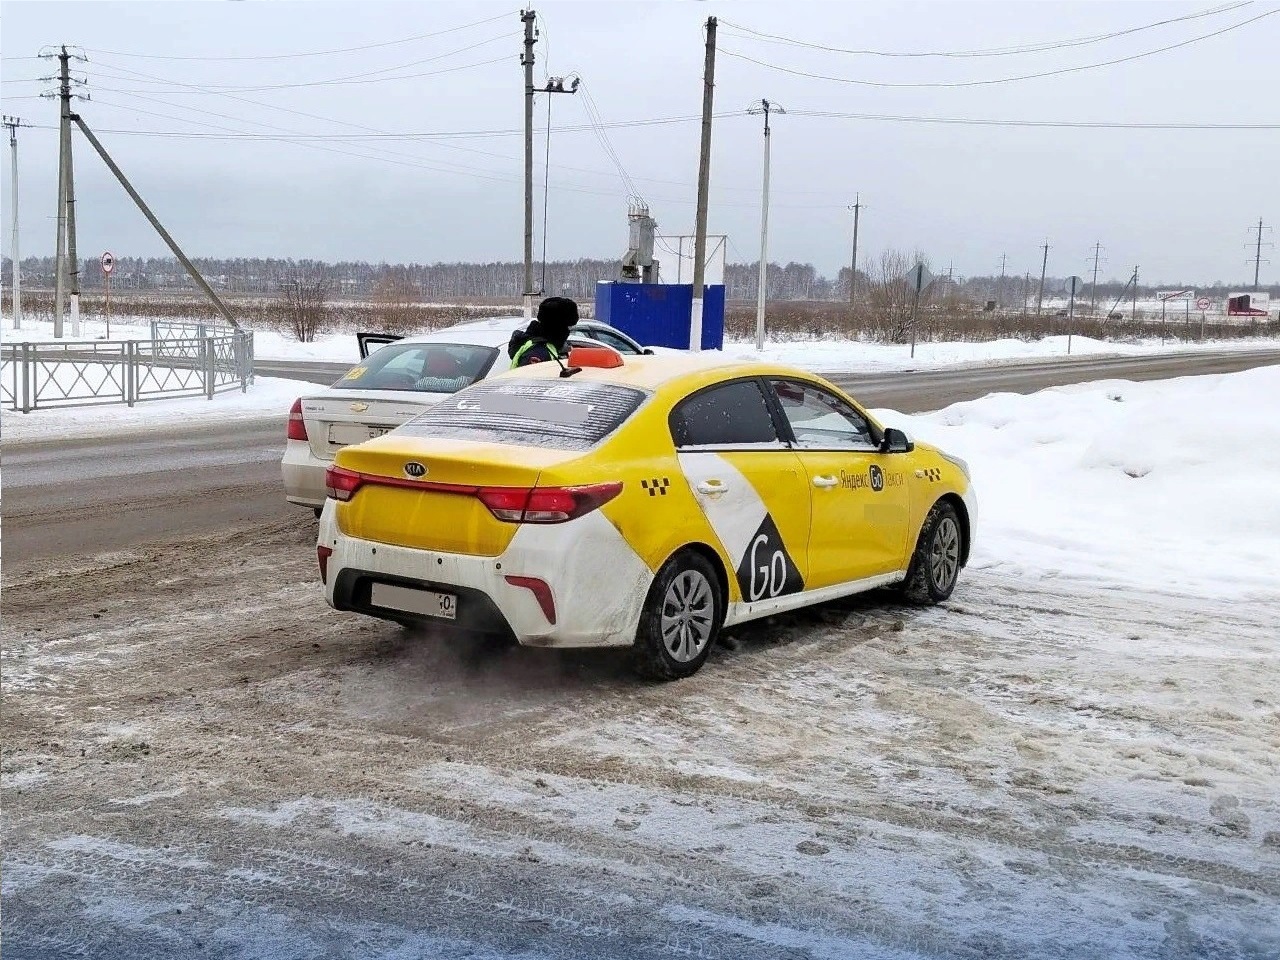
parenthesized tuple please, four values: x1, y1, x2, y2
(566, 345, 624, 369)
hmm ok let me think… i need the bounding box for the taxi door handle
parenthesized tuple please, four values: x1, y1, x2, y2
(812, 475, 840, 489)
(696, 479, 729, 496)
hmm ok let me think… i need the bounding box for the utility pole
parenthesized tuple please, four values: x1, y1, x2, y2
(997, 253, 1006, 308)
(748, 99, 782, 351)
(1132, 266, 1139, 321)
(1252, 218, 1272, 291)
(847, 195, 862, 304)
(1036, 241, 1049, 318)
(1022, 272, 1031, 321)
(521, 10, 537, 321)
(52, 47, 71, 338)
(689, 15, 717, 352)
(3, 116, 26, 329)
(1090, 241, 1104, 312)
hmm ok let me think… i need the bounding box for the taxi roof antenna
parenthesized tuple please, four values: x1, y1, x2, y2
(552, 351, 582, 378)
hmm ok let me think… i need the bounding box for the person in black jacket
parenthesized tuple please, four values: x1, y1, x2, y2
(508, 296, 578, 367)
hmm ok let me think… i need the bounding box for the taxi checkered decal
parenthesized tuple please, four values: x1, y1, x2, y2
(923, 467, 942, 482)
(641, 477, 671, 497)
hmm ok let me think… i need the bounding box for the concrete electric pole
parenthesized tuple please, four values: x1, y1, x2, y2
(42, 44, 87, 338)
(1090, 241, 1104, 313)
(748, 99, 782, 351)
(1036, 241, 1049, 318)
(847, 195, 862, 305)
(996, 253, 1006, 308)
(1251, 218, 1272, 291)
(3, 115, 26, 329)
(521, 10, 537, 321)
(689, 16, 717, 352)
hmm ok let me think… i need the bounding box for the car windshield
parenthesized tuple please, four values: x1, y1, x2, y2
(398, 379, 650, 451)
(335, 342, 499, 393)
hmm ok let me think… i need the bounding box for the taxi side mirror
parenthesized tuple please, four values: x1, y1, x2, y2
(880, 427, 914, 454)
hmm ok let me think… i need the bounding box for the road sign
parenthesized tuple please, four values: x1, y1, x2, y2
(1062, 276, 1085, 295)
(902, 264, 934, 292)
(1195, 296, 1211, 311)
(100, 251, 115, 275)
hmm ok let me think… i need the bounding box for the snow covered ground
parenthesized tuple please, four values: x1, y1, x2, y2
(4, 350, 1279, 954)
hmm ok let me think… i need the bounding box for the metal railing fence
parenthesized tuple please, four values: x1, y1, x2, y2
(1, 329, 254, 413)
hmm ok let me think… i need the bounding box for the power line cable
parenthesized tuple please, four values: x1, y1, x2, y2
(87, 52, 512, 94)
(81, 10, 519, 61)
(717, 3, 1251, 58)
(720, 7, 1279, 88)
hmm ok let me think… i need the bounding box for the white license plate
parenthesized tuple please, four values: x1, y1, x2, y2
(329, 423, 388, 446)
(370, 583, 457, 621)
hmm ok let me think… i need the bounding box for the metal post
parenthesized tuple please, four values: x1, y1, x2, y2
(105, 271, 111, 338)
(1132, 266, 1138, 321)
(690, 16, 717, 352)
(126, 340, 135, 407)
(73, 116, 239, 328)
(21, 341, 32, 412)
(203, 336, 214, 399)
(1161, 297, 1167, 344)
(5, 117, 22, 329)
(1090, 242, 1103, 313)
(521, 9, 536, 322)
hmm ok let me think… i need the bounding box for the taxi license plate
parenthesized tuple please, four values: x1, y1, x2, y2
(370, 583, 457, 621)
(329, 423, 388, 446)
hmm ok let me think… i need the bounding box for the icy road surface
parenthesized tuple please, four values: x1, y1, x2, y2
(3, 525, 1277, 959)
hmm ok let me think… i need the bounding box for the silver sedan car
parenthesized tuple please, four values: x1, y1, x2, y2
(281, 318, 652, 511)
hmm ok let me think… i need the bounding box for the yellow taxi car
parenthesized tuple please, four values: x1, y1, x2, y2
(317, 349, 977, 679)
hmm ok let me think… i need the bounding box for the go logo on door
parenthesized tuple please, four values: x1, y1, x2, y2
(735, 514, 804, 602)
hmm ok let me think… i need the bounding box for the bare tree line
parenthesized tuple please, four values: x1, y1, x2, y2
(7, 255, 1271, 306)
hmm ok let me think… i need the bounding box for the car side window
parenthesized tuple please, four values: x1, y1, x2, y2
(589, 328, 642, 355)
(770, 380, 877, 450)
(670, 380, 780, 448)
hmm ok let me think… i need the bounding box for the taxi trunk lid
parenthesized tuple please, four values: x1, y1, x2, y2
(333, 438, 582, 557)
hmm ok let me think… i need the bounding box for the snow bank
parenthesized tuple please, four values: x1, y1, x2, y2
(876, 364, 1280, 598)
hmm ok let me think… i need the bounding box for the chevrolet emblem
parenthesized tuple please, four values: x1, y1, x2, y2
(350, 402, 369, 413)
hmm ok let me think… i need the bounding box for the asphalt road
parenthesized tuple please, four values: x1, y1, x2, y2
(6, 348, 1279, 568)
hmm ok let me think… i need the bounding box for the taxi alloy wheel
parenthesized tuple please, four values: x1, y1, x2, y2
(634, 552, 722, 681)
(901, 500, 963, 605)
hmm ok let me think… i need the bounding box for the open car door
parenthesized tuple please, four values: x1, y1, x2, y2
(357, 332, 404, 359)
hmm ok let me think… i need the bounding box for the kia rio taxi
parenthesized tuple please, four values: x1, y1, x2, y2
(316, 349, 977, 679)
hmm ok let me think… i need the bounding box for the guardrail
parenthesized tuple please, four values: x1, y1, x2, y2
(1, 329, 255, 413)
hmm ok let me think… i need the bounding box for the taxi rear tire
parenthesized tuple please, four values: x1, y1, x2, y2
(632, 551, 723, 681)
(900, 500, 963, 605)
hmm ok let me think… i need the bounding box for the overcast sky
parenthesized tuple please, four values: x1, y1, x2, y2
(2, 0, 1277, 285)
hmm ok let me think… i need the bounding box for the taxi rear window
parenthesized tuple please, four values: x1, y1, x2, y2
(398, 379, 649, 451)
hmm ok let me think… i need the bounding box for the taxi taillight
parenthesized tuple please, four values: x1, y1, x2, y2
(325, 465, 363, 501)
(476, 483, 622, 523)
(323, 465, 621, 523)
(287, 398, 308, 442)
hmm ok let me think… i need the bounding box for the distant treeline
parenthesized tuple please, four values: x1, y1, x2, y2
(3, 255, 1275, 305)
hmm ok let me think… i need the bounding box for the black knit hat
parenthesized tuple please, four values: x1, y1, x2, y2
(535, 296, 579, 342)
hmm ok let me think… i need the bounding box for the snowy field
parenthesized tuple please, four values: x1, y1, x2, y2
(4, 313, 1279, 444)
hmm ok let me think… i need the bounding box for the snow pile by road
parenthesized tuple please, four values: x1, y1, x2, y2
(879, 364, 1280, 597)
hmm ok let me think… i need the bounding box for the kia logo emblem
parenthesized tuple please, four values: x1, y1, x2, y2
(404, 461, 428, 478)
